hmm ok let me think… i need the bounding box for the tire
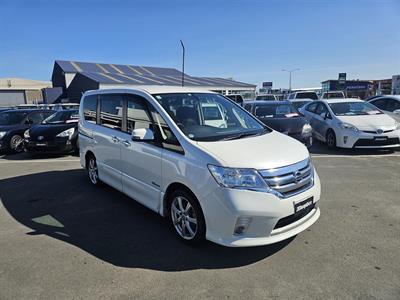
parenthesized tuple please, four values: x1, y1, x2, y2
(86, 154, 102, 186)
(168, 189, 206, 245)
(9, 134, 24, 153)
(326, 129, 337, 149)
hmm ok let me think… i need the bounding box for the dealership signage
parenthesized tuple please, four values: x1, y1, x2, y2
(262, 82, 273, 89)
(338, 73, 346, 85)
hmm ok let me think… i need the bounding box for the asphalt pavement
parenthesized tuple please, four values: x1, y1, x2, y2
(0, 146, 399, 299)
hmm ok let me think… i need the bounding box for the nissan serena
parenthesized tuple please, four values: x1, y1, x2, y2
(79, 87, 321, 247)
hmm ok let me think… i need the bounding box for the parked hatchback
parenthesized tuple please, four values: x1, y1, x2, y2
(79, 87, 321, 247)
(24, 109, 79, 154)
(0, 109, 54, 152)
(244, 101, 312, 147)
(299, 99, 400, 148)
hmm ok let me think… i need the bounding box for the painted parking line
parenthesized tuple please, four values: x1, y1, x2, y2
(0, 159, 80, 164)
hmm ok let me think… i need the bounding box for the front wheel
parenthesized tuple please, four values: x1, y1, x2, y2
(10, 134, 24, 153)
(169, 189, 206, 245)
(326, 129, 337, 148)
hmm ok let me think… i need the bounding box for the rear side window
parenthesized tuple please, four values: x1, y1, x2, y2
(99, 94, 123, 131)
(83, 95, 97, 123)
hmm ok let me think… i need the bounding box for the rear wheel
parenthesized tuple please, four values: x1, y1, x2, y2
(169, 189, 206, 245)
(326, 129, 337, 148)
(87, 155, 101, 186)
(10, 135, 24, 153)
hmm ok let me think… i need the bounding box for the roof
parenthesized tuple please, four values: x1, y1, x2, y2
(245, 100, 290, 105)
(370, 95, 400, 101)
(0, 78, 52, 90)
(55, 60, 255, 88)
(324, 98, 363, 104)
(84, 86, 223, 96)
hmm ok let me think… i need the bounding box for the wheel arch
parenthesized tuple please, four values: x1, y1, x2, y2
(162, 182, 201, 218)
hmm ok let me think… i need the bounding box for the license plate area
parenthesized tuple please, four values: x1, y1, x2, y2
(294, 197, 314, 214)
(35, 143, 47, 146)
(374, 136, 388, 141)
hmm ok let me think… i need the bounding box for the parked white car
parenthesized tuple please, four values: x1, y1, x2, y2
(320, 91, 345, 99)
(299, 99, 400, 148)
(256, 94, 278, 101)
(79, 87, 321, 247)
(287, 91, 319, 101)
(369, 95, 400, 122)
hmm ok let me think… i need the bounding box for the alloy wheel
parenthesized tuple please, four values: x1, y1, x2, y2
(88, 157, 99, 184)
(170, 196, 198, 240)
(10, 135, 24, 152)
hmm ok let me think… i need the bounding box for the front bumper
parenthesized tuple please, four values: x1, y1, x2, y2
(24, 138, 76, 154)
(289, 132, 313, 148)
(335, 129, 400, 149)
(202, 169, 321, 247)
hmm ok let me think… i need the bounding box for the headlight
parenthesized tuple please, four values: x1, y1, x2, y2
(24, 130, 30, 138)
(340, 122, 359, 132)
(208, 165, 269, 191)
(302, 123, 312, 134)
(0, 131, 6, 140)
(56, 128, 75, 138)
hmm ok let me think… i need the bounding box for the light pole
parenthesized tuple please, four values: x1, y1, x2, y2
(282, 68, 300, 91)
(180, 40, 185, 87)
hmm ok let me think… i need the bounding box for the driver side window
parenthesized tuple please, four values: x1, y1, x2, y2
(315, 104, 328, 118)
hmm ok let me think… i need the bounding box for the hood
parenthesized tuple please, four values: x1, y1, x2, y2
(337, 114, 397, 130)
(0, 124, 25, 132)
(196, 131, 309, 170)
(259, 116, 308, 134)
(28, 123, 76, 139)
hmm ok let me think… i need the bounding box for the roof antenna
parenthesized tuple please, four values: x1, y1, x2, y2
(180, 40, 185, 87)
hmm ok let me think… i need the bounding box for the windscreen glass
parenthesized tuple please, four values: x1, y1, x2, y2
(329, 102, 382, 116)
(42, 110, 79, 124)
(255, 103, 299, 118)
(153, 93, 268, 141)
(0, 111, 28, 125)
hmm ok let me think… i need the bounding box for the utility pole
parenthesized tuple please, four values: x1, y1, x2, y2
(180, 40, 185, 87)
(282, 68, 300, 91)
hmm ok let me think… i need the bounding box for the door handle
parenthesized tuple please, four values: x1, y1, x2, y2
(111, 136, 119, 143)
(122, 140, 131, 147)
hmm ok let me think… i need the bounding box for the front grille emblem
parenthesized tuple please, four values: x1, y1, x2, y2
(376, 129, 383, 134)
(38, 136, 44, 141)
(293, 171, 302, 183)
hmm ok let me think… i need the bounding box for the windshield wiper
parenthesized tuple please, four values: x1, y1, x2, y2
(221, 130, 266, 141)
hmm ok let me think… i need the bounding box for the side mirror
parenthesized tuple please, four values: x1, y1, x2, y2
(25, 119, 33, 125)
(131, 128, 154, 141)
(393, 109, 400, 114)
(324, 112, 331, 120)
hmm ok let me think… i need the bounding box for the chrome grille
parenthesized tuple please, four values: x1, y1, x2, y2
(259, 158, 313, 198)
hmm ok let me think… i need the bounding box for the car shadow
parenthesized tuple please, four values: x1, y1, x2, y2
(308, 140, 398, 156)
(0, 169, 293, 271)
(0, 152, 78, 160)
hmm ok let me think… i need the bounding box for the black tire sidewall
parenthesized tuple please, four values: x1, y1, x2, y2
(87, 155, 101, 186)
(168, 189, 206, 245)
(10, 135, 24, 153)
(326, 130, 336, 148)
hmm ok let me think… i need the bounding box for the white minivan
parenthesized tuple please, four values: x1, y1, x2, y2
(79, 87, 321, 247)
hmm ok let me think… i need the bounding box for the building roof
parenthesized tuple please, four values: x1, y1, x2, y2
(55, 60, 255, 88)
(0, 78, 52, 90)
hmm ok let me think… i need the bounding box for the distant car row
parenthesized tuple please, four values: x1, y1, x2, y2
(0, 103, 80, 111)
(0, 108, 79, 154)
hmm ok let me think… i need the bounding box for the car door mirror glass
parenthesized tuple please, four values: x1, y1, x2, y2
(131, 128, 154, 141)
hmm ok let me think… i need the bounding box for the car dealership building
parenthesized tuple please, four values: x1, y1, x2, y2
(51, 60, 256, 103)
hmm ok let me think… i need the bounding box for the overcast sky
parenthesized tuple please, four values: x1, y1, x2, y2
(1, 0, 399, 89)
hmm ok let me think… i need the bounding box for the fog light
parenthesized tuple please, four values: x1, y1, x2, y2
(233, 216, 252, 235)
(343, 136, 348, 144)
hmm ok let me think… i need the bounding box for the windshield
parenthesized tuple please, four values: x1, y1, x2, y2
(255, 103, 299, 118)
(0, 111, 28, 125)
(296, 92, 318, 100)
(256, 95, 276, 101)
(291, 101, 311, 110)
(324, 92, 344, 99)
(329, 102, 383, 116)
(152, 93, 268, 141)
(42, 110, 79, 124)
